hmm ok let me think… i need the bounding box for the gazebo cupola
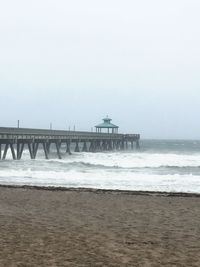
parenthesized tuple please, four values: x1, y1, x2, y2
(95, 117, 119, 134)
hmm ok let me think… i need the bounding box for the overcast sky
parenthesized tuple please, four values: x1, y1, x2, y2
(0, 0, 200, 139)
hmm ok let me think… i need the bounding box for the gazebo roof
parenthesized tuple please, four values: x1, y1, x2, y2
(95, 117, 119, 129)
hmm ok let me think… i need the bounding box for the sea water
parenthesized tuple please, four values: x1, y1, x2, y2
(0, 140, 200, 193)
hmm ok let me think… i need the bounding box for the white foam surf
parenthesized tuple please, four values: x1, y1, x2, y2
(1, 149, 200, 193)
(0, 169, 199, 193)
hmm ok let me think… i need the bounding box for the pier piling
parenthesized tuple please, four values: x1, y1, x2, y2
(55, 141, 62, 159)
(82, 141, 88, 152)
(75, 141, 80, 152)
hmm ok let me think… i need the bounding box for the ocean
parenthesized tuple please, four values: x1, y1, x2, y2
(0, 139, 200, 193)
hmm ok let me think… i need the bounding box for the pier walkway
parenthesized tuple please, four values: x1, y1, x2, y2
(0, 127, 140, 160)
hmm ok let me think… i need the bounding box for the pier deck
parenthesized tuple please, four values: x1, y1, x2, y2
(0, 127, 140, 160)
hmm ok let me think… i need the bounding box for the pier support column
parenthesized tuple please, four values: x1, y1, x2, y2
(82, 141, 88, 152)
(96, 140, 102, 151)
(33, 142, 39, 159)
(55, 141, 62, 159)
(106, 141, 109, 151)
(46, 141, 51, 154)
(136, 140, 140, 150)
(28, 142, 34, 159)
(17, 141, 20, 159)
(102, 141, 106, 151)
(131, 141, 134, 150)
(108, 141, 113, 151)
(42, 142, 49, 160)
(126, 141, 128, 150)
(93, 141, 98, 152)
(120, 141, 125, 150)
(99, 141, 104, 151)
(93, 141, 99, 152)
(75, 140, 80, 152)
(18, 143, 25, 160)
(58, 140, 62, 150)
(66, 140, 72, 155)
(10, 143, 16, 160)
(104, 141, 109, 151)
(113, 141, 117, 151)
(118, 141, 121, 150)
(104, 141, 107, 150)
(115, 141, 120, 150)
(2, 144, 9, 160)
(89, 141, 94, 152)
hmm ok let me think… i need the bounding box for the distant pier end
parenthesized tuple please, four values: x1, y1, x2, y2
(0, 120, 140, 160)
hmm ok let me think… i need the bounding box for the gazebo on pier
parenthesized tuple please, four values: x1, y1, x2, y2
(95, 117, 119, 134)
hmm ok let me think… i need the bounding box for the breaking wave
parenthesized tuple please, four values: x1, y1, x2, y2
(1, 140, 200, 193)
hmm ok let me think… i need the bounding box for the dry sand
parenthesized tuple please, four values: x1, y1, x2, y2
(0, 185, 200, 267)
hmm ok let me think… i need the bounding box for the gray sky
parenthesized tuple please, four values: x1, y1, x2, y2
(0, 0, 200, 139)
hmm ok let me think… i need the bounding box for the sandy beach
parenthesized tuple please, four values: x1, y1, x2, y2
(0, 186, 200, 267)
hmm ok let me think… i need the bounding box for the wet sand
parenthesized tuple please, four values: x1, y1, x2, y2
(0, 186, 200, 267)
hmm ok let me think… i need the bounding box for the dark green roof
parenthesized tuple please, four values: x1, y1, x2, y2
(95, 122, 119, 128)
(95, 117, 119, 128)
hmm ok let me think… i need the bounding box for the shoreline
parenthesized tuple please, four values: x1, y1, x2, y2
(0, 183, 200, 197)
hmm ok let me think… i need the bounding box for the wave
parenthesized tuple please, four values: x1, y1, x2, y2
(0, 169, 200, 193)
(47, 161, 200, 171)
(1, 151, 200, 193)
(2, 150, 200, 168)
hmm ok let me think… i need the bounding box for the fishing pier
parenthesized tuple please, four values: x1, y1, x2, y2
(0, 118, 140, 160)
